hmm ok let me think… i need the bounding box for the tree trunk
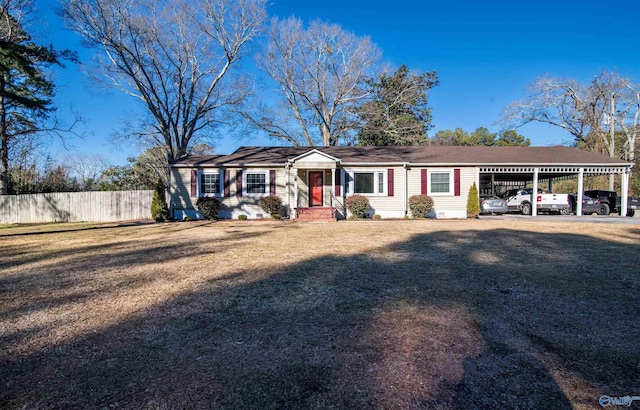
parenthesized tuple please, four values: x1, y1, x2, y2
(0, 91, 8, 195)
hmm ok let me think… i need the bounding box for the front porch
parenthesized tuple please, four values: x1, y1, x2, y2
(295, 207, 337, 222)
(287, 149, 343, 221)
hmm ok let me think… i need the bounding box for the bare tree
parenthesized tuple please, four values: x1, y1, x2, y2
(245, 17, 380, 146)
(502, 71, 640, 162)
(0, 0, 31, 39)
(613, 77, 639, 162)
(62, 0, 267, 167)
(500, 71, 638, 160)
(68, 152, 110, 190)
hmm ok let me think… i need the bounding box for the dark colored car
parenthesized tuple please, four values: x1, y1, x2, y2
(479, 195, 508, 215)
(584, 189, 640, 216)
(569, 193, 600, 215)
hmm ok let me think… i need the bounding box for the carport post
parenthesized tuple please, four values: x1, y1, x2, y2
(621, 167, 630, 216)
(532, 168, 539, 216)
(491, 173, 495, 196)
(576, 168, 584, 217)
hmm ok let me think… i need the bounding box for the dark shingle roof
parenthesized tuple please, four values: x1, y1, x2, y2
(173, 146, 631, 167)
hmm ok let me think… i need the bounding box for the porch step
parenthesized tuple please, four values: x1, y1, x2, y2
(295, 207, 337, 222)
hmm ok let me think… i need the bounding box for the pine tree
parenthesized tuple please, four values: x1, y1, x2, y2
(357, 64, 438, 146)
(0, 5, 74, 194)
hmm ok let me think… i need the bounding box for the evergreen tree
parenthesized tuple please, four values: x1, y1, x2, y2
(496, 129, 531, 146)
(467, 182, 480, 218)
(0, 4, 74, 194)
(430, 127, 530, 147)
(150, 179, 170, 222)
(357, 64, 438, 146)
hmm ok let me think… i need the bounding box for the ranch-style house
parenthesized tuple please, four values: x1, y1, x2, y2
(169, 145, 633, 221)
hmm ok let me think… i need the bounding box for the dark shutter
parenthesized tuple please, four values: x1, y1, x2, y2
(454, 168, 461, 196)
(224, 170, 230, 197)
(190, 170, 197, 196)
(270, 170, 276, 195)
(387, 169, 394, 196)
(421, 169, 427, 195)
(335, 170, 341, 196)
(236, 170, 243, 197)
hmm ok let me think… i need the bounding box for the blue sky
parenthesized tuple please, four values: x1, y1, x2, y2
(40, 0, 640, 165)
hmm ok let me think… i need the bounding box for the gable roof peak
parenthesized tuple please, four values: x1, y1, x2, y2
(290, 148, 341, 163)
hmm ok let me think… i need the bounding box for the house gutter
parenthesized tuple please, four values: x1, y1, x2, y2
(171, 160, 632, 168)
(340, 162, 409, 167)
(403, 163, 409, 217)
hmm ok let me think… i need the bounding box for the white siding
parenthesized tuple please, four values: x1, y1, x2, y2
(171, 164, 480, 220)
(170, 168, 194, 212)
(170, 167, 289, 220)
(407, 167, 477, 219)
(341, 166, 406, 219)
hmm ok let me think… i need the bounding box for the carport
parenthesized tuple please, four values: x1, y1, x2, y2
(478, 162, 633, 217)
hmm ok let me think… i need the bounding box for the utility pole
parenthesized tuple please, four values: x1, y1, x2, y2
(609, 92, 615, 191)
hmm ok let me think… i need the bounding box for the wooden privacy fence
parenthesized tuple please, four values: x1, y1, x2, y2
(0, 191, 154, 224)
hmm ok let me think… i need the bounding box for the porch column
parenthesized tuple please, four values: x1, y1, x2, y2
(285, 163, 291, 219)
(403, 164, 409, 216)
(621, 167, 630, 216)
(531, 168, 539, 216)
(576, 168, 584, 217)
(294, 171, 298, 212)
(331, 168, 335, 208)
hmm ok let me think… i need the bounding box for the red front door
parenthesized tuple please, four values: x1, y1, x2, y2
(309, 172, 323, 207)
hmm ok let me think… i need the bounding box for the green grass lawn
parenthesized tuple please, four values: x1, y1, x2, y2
(0, 219, 638, 409)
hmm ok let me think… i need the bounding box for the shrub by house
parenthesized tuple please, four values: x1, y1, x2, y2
(195, 197, 220, 220)
(466, 182, 480, 218)
(345, 195, 370, 218)
(150, 180, 170, 222)
(259, 195, 283, 218)
(408, 194, 434, 218)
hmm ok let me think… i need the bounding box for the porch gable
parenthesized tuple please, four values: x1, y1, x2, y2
(290, 149, 340, 169)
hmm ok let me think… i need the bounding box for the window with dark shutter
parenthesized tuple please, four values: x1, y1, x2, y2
(335, 170, 341, 196)
(420, 169, 427, 195)
(454, 168, 461, 196)
(200, 172, 220, 195)
(430, 172, 450, 193)
(245, 172, 266, 194)
(387, 169, 394, 197)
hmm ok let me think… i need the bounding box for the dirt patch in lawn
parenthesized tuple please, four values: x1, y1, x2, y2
(0, 219, 638, 409)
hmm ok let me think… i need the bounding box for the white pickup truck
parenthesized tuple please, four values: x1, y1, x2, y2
(501, 188, 571, 215)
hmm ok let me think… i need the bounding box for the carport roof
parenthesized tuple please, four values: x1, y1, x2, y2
(173, 146, 632, 168)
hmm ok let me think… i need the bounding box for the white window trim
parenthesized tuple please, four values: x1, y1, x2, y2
(243, 169, 270, 198)
(344, 168, 387, 196)
(428, 169, 454, 196)
(198, 169, 224, 198)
